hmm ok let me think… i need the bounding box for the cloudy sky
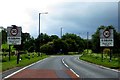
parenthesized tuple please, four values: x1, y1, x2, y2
(0, 0, 119, 38)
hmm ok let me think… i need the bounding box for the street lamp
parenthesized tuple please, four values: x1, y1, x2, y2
(39, 12, 48, 36)
(38, 12, 48, 56)
(60, 27, 63, 38)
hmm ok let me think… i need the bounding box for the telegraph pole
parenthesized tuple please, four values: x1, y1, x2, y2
(87, 32, 89, 54)
(38, 12, 48, 56)
(61, 27, 62, 38)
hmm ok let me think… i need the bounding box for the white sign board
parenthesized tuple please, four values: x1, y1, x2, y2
(7, 26, 22, 45)
(100, 29, 114, 47)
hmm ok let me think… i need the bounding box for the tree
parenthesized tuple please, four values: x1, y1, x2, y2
(14, 32, 31, 51)
(40, 42, 54, 55)
(24, 37, 35, 52)
(40, 33, 50, 45)
(50, 35, 59, 41)
(62, 33, 85, 52)
(1, 43, 9, 52)
(65, 39, 78, 52)
(2, 29, 7, 44)
(53, 39, 68, 54)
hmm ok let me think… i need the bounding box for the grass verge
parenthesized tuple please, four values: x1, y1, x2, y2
(80, 54, 119, 69)
(2, 54, 48, 72)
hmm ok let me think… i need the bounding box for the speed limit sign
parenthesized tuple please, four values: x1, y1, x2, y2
(10, 28, 18, 36)
(103, 30, 111, 38)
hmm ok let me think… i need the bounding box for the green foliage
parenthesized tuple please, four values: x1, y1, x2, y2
(65, 39, 78, 52)
(1, 43, 9, 52)
(50, 35, 59, 41)
(2, 53, 48, 71)
(40, 43, 54, 55)
(53, 39, 68, 54)
(103, 48, 110, 58)
(10, 45, 16, 52)
(1, 29, 7, 44)
(80, 53, 119, 69)
(62, 33, 85, 52)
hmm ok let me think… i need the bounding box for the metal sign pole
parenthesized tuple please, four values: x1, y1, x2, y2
(17, 50, 20, 64)
(101, 47, 103, 62)
(9, 45, 11, 61)
(109, 48, 112, 62)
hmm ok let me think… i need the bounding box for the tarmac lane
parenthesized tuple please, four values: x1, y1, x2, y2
(4, 56, 80, 80)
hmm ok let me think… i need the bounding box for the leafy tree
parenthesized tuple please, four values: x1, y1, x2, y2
(40, 42, 54, 55)
(2, 29, 7, 44)
(65, 39, 78, 52)
(14, 32, 31, 51)
(40, 33, 50, 45)
(53, 39, 68, 54)
(62, 33, 85, 52)
(24, 37, 35, 52)
(1, 43, 9, 52)
(50, 35, 59, 41)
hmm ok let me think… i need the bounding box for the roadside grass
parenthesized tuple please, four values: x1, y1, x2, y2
(80, 53, 119, 69)
(2, 53, 48, 72)
(68, 52, 80, 55)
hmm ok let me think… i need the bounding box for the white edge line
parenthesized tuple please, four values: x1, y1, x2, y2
(3, 57, 48, 79)
(62, 58, 80, 78)
(78, 56, 120, 73)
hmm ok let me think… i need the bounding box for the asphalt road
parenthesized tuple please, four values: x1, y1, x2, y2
(3, 55, 119, 80)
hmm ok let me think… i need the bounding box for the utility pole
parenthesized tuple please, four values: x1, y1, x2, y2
(38, 12, 48, 56)
(61, 27, 63, 38)
(87, 32, 89, 54)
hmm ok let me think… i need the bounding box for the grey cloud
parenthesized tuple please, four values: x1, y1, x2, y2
(30, 2, 118, 38)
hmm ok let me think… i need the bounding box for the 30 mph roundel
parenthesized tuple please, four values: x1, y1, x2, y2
(10, 28, 18, 36)
(103, 30, 110, 38)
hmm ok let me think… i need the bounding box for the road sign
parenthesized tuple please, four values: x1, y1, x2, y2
(7, 26, 22, 45)
(10, 28, 18, 36)
(103, 30, 110, 38)
(100, 29, 114, 47)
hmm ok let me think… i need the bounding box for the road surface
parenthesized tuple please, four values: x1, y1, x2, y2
(3, 55, 119, 80)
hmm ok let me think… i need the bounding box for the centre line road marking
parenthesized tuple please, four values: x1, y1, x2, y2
(62, 58, 80, 78)
(3, 57, 48, 80)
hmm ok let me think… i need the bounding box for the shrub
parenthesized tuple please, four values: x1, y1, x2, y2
(103, 48, 110, 58)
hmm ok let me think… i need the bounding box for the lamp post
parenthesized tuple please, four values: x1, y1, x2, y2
(38, 12, 48, 56)
(60, 27, 63, 38)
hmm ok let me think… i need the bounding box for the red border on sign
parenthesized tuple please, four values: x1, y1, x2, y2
(10, 28, 18, 36)
(103, 29, 111, 38)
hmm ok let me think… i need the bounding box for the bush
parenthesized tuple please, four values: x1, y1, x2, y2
(40, 44, 53, 55)
(103, 48, 110, 58)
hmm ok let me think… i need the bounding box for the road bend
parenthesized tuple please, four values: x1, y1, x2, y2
(3, 55, 119, 80)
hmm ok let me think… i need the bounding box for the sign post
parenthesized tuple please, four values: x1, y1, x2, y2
(7, 25, 22, 63)
(100, 28, 114, 62)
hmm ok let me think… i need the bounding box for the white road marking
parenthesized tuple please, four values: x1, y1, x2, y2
(3, 57, 48, 79)
(70, 69, 80, 77)
(62, 58, 80, 78)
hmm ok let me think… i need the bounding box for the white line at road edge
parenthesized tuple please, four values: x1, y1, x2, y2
(77, 57, 120, 73)
(62, 58, 80, 78)
(3, 58, 48, 79)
